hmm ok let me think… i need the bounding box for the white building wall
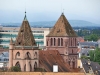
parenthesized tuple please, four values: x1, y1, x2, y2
(0, 27, 50, 47)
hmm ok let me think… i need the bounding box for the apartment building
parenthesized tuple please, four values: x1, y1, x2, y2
(0, 26, 50, 48)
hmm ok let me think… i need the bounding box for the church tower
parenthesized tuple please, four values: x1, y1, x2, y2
(46, 13, 78, 69)
(9, 12, 39, 71)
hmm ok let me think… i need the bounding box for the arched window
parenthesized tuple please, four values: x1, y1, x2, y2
(15, 52, 20, 59)
(75, 38, 76, 46)
(15, 61, 20, 69)
(24, 64, 26, 71)
(68, 61, 70, 65)
(35, 52, 37, 58)
(72, 61, 75, 69)
(51, 38, 53, 46)
(71, 38, 72, 46)
(61, 38, 63, 46)
(34, 62, 37, 70)
(25, 52, 31, 59)
(47, 41, 48, 46)
(72, 49, 73, 53)
(58, 38, 60, 46)
(54, 38, 56, 46)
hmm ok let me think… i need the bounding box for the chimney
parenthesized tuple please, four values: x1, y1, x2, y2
(53, 65, 58, 72)
(87, 59, 91, 66)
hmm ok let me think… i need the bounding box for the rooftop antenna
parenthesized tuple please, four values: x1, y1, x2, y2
(25, 0, 27, 14)
(61, 3, 64, 15)
(61, 3, 62, 13)
(24, 0, 27, 21)
(63, 9, 64, 14)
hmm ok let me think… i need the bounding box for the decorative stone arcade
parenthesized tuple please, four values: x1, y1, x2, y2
(9, 12, 39, 71)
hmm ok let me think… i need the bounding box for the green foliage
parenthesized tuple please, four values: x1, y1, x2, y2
(89, 48, 100, 64)
(76, 28, 100, 41)
(89, 50, 94, 61)
(10, 66, 21, 72)
(85, 34, 99, 41)
(34, 68, 46, 72)
(81, 55, 90, 59)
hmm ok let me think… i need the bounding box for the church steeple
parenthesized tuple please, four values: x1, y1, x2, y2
(24, 11, 27, 21)
(15, 12, 36, 46)
(47, 13, 77, 37)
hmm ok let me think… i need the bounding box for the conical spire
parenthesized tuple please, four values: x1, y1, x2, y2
(47, 13, 77, 37)
(24, 11, 27, 21)
(10, 37, 13, 44)
(15, 12, 36, 46)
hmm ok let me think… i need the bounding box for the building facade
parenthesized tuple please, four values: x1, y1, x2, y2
(46, 13, 78, 69)
(0, 27, 50, 48)
(9, 12, 39, 71)
(0, 52, 9, 68)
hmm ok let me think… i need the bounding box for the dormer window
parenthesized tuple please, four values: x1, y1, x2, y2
(4, 59, 7, 61)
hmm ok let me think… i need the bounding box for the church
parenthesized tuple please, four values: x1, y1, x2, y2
(9, 12, 80, 72)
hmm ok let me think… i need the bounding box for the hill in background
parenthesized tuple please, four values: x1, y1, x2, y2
(0, 20, 100, 27)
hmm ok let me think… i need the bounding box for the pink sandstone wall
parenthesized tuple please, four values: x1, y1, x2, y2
(0, 72, 85, 75)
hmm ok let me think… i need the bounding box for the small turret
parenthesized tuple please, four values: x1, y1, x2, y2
(9, 37, 14, 50)
(38, 43, 39, 48)
(9, 37, 14, 68)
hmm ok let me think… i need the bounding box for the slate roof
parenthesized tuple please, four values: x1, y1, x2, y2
(80, 49, 90, 56)
(15, 12, 36, 46)
(81, 59, 100, 75)
(39, 50, 82, 72)
(79, 42, 98, 47)
(0, 52, 9, 62)
(47, 13, 77, 37)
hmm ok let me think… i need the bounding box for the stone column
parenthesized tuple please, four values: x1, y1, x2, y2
(21, 61, 24, 71)
(56, 38, 58, 47)
(26, 60, 29, 71)
(70, 60, 73, 69)
(9, 50, 13, 68)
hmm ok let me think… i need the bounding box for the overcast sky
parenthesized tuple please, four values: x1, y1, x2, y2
(0, 0, 100, 24)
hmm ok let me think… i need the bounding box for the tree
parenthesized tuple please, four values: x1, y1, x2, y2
(89, 48, 100, 64)
(89, 50, 94, 61)
(85, 34, 99, 41)
(81, 55, 90, 59)
(10, 66, 21, 72)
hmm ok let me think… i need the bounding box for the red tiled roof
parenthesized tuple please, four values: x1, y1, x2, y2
(77, 37, 84, 42)
(47, 13, 77, 37)
(39, 50, 73, 72)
